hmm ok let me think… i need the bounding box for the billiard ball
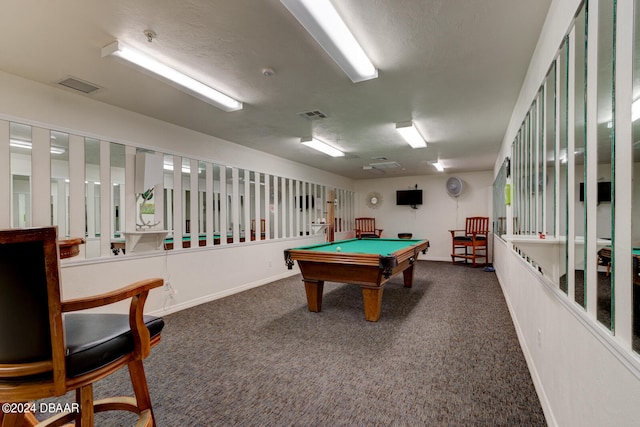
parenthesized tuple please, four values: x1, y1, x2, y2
(336, 246, 341, 252)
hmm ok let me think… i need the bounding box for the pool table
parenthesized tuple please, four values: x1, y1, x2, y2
(284, 238, 430, 321)
(598, 246, 640, 285)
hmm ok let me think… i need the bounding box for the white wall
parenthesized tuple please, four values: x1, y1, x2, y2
(354, 171, 493, 261)
(0, 70, 354, 316)
(495, 239, 640, 427)
(494, 0, 640, 425)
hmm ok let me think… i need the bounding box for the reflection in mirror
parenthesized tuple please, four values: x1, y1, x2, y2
(558, 37, 569, 294)
(248, 172, 260, 240)
(545, 61, 557, 236)
(259, 173, 266, 240)
(110, 144, 125, 249)
(10, 122, 32, 228)
(199, 161, 207, 245)
(163, 154, 174, 243)
(182, 158, 191, 244)
(213, 164, 221, 244)
(574, 4, 587, 307)
(284, 178, 291, 238)
(226, 166, 234, 243)
(536, 91, 544, 234)
(633, 0, 640, 353)
(556, 36, 569, 293)
(238, 169, 246, 242)
(269, 175, 276, 239)
(512, 139, 519, 234)
(50, 131, 69, 237)
(224, 167, 238, 243)
(85, 138, 101, 258)
(493, 158, 507, 237)
(595, 0, 614, 328)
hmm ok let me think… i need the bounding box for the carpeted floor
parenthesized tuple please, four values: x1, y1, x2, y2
(41, 260, 546, 426)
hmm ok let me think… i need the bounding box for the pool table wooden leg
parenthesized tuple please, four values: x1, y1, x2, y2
(361, 287, 384, 322)
(402, 264, 415, 288)
(304, 280, 324, 312)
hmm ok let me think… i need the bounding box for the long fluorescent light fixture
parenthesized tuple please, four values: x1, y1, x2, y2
(102, 41, 242, 112)
(633, 99, 640, 121)
(301, 137, 345, 157)
(395, 122, 427, 148)
(280, 0, 377, 83)
(432, 161, 444, 172)
(10, 139, 65, 155)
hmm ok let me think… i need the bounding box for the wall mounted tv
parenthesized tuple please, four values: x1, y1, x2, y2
(396, 190, 423, 207)
(579, 182, 611, 203)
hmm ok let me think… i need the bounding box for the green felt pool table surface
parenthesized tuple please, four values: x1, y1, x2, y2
(289, 238, 428, 255)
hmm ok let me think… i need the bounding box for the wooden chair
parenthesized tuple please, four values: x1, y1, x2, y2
(251, 219, 266, 241)
(354, 218, 383, 239)
(0, 226, 164, 427)
(449, 217, 489, 267)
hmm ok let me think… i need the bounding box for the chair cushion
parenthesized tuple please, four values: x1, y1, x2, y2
(453, 235, 486, 242)
(360, 233, 380, 238)
(64, 313, 164, 378)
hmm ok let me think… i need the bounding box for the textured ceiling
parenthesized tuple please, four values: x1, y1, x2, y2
(0, 0, 551, 179)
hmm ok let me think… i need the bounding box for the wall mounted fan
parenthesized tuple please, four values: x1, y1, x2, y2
(446, 177, 463, 198)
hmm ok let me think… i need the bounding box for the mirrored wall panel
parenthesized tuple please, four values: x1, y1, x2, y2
(10, 122, 32, 229)
(574, 4, 587, 308)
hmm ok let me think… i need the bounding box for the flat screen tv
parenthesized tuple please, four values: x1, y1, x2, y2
(579, 182, 611, 203)
(396, 189, 423, 206)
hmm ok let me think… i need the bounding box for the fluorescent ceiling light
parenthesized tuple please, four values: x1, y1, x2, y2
(395, 122, 427, 149)
(432, 162, 444, 172)
(301, 137, 345, 157)
(102, 41, 242, 112)
(633, 99, 640, 121)
(10, 139, 65, 155)
(280, 0, 377, 83)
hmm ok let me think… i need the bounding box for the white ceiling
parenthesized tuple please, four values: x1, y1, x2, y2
(0, 0, 551, 179)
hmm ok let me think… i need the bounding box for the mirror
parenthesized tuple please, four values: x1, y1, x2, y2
(595, 0, 614, 328)
(182, 158, 191, 244)
(198, 161, 207, 245)
(10, 122, 32, 228)
(85, 138, 101, 258)
(213, 163, 221, 244)
(574, 4, 587, 307)
(50, 131, 69, 237)
(558, 37, 569, 293)
(163, 154, 174, 244)
(110, 143, 125, 247)
(545, 61, 557, 237)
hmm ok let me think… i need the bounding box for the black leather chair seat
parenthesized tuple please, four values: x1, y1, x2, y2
(65, 313, 164, 378)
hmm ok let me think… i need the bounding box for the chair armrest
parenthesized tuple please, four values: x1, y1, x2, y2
(61, 278, 164, 360)
(61, 278, 163, 312)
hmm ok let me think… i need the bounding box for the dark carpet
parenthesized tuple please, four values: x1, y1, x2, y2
(41, 261, 546, 426)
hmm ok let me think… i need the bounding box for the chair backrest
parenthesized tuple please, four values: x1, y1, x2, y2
(355, 217, 376, 232)
(0, 227, 65, 382)
(465, 217, 489, 235)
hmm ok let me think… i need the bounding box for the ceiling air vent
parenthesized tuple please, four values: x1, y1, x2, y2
(57, 76, 101, 94)
(296, 110, 328, 121)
